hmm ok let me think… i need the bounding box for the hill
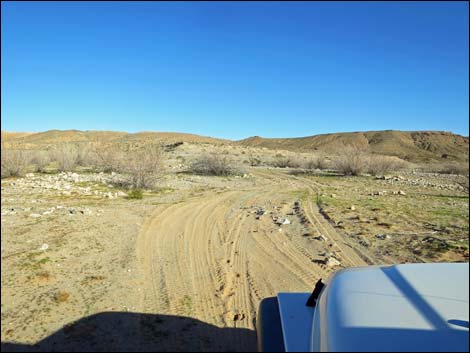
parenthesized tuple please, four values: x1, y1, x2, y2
(237, 130, 469, 162)
(1, 130, 229, 149)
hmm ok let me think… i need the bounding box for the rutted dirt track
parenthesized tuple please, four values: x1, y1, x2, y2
(136, 171, 366, 351)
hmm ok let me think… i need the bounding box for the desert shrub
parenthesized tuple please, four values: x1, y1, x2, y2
(248, 154, 261, 166)
(75, 144, 92, 167)
(417, 162, 469, 175)
(1, 149, 30, 178)
(304, 155, 328, 170)
(91, 144, 123, 173)
(366, 155, 408, 176)
(51, 144, 80, 172)
(457, 176, 469, 194)
(272, 156, 302, 168)
(122, 145, 165, 189)
(333, 147, 367, 176)
(190, 153, 237, 176)
(31, 150, 50, 173)
(438, 162, 469, 175)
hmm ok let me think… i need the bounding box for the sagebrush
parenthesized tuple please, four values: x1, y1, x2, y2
(190, 153, 237, 176)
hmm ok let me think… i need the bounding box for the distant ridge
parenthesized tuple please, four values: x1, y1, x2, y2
(2, 129, 468, 162)
(1, 129, 229, 147)
(237, 130, 469, 162)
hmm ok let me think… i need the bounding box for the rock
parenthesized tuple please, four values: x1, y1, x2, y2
(350, 205, 356, 211)
(331, 194, 337, 198)
(79, 208, 92, 215)
(38, 243, 49, 251)
(398, 190, 406, 195)
(326, 257, 341, 267)
(116, 191, 128, 197)
(282, 218, 291, 225)
(25, 173, 35, 178)
(358, 239, 370, 247)
(375, 234, 390, 240)
(30, 213, 41, 218)
(69, 208, 76, 215)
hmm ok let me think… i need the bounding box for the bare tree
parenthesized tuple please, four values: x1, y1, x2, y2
(333, 146, 367, 176)
(51, 144, 79, 172)
(90, 143, 123, 173)
(1, 149, 30, 178)
(123, 145, 165, 189)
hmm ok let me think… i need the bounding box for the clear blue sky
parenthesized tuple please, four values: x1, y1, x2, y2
(1, 1, 469, 139)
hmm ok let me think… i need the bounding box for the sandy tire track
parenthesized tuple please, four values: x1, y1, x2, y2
(136, 170, 366, 351)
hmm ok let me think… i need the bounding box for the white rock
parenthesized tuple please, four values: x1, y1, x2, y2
(326, 257, 341, 267)
(39, 243, 49, 251)
(30, 213, 41, 218)
(282, 218, 291, 225)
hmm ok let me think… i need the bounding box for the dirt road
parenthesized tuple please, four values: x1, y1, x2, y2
(136, 170, 366, 351)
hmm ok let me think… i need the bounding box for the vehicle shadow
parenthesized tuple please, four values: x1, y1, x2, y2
(1, 311, 257, 352)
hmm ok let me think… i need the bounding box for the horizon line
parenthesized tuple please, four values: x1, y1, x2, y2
(2, 128, 469, 140)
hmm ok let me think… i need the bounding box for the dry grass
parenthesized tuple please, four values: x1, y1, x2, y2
(54, 290, 70, 303)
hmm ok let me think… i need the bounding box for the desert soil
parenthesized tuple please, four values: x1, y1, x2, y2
(1, 165, 468, 351)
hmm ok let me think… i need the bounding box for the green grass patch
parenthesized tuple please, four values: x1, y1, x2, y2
(290, 189, 311, 202)
(180, 295, 193, 315)
(126, 189, 143, 199)
(316, 192, 325, 208)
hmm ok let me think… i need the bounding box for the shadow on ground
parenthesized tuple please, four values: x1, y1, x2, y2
(2, 312, 257, 352)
